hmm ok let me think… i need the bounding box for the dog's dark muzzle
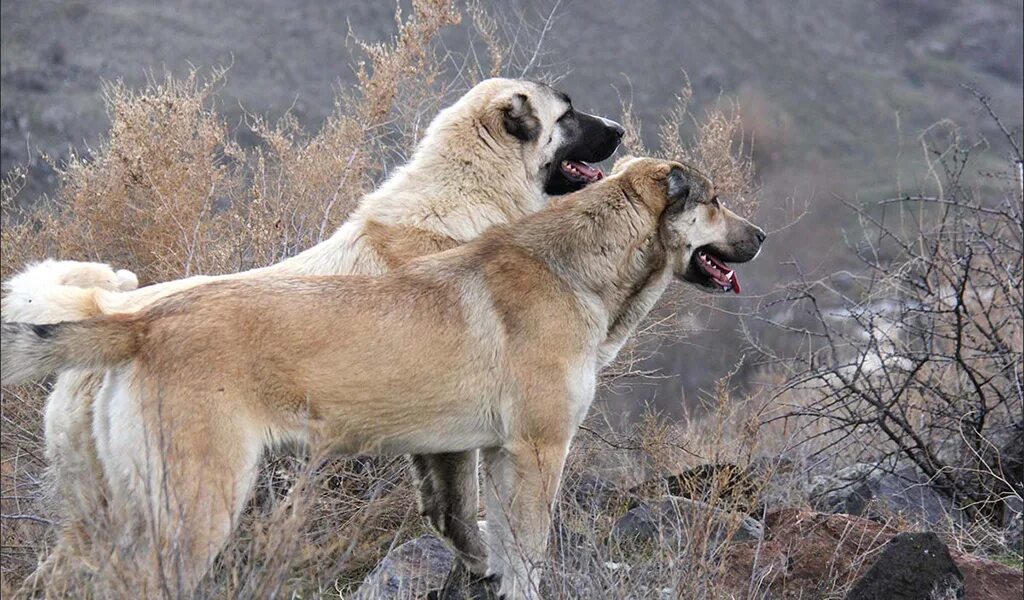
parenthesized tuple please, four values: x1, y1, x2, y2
(571, 112, 624, 163)
(544, 111, 624, 195)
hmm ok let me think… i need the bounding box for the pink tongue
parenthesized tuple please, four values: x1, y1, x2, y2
(705, 252, 741, 294)
(568, 160, 604, 180)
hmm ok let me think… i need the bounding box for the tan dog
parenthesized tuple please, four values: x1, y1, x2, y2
(2, 157, 765, 599)
(1, 78, 623, 579)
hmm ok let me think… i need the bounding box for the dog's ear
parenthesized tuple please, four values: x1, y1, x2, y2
(502, 93, 541, 142)
(666, 166, 691, 205)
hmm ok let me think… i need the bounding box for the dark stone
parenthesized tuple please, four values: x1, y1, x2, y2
(610, 503, 660, 547)
(353, 535, 454, 600)
(565, 472, 619, 513)
(845, 532, 964, 600)
(809, 463, 962, 526)
(1004, 508, 1023, 555)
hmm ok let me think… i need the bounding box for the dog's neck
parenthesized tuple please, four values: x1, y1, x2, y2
(514, 180, 676, 363)
(351, 110, 546, 243)
(276, 114, 547, 277)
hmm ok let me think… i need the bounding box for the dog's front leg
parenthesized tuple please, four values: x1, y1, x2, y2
(411, 451, 489, 576)
(483, 440, 569, 600)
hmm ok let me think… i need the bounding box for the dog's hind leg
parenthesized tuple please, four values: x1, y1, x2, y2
(44, 371, 108, 540)
(413, 451, 489, 577)
(19, 370, 115, 595)
(99, 380, 263, 596)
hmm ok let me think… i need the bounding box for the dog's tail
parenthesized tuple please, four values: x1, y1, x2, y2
(1, 317, 145, 385)
(1, 260, 138, 324)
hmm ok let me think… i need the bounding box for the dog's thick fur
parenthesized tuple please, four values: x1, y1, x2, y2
(0, 78, 624, 583)
(2, 157, 765, 598)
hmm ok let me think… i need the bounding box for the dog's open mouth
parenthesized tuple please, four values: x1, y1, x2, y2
(560, 160, 604, 184)
(693, 247, 741, 294)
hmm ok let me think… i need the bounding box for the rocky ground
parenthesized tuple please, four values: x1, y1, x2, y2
(349, 460, 1023, 599)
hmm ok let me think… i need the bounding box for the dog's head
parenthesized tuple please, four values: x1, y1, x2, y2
(614, 156, 766, 294)
(460, 78, 624, 196)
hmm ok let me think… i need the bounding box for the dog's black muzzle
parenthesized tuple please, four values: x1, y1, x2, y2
(570, 111, 625, 163)
(544, 110, 624, 195)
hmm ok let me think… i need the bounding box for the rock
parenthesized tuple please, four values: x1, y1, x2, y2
(565, 472, 620, 513)
(808, 463, 961, 526)
(608, 496, 763, 557)
(716, 509, 1024, 600)
(845, 532, 964, 600)
(610, 503, 660, 547)
(717, 509, 896, 598)
(952, 553, 1024, 600)
(1004, 509, 1023, 555)
(997, 427, 1024, 538)
(353, 535, 454, 600)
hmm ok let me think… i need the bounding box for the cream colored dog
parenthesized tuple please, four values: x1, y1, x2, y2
(3, 157, 765, 599)
(1, 77, 624, 581)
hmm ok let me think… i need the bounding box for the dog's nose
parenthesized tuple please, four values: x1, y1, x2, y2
(755, 228, 767, 244)
(598, 116, 625, 139)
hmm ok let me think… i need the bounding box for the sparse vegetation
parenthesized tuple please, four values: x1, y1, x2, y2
(753, 96, 1023, 554)
(2, 1, 1022, 599)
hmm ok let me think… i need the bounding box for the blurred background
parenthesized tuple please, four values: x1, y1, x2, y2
(3, 0, 1022, 418)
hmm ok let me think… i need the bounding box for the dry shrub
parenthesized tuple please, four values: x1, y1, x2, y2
(50, 71, 244, 281)
(758, 95, 1023, 555)
(2, 1, 466, 287)
(620, 72, 759, 218)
